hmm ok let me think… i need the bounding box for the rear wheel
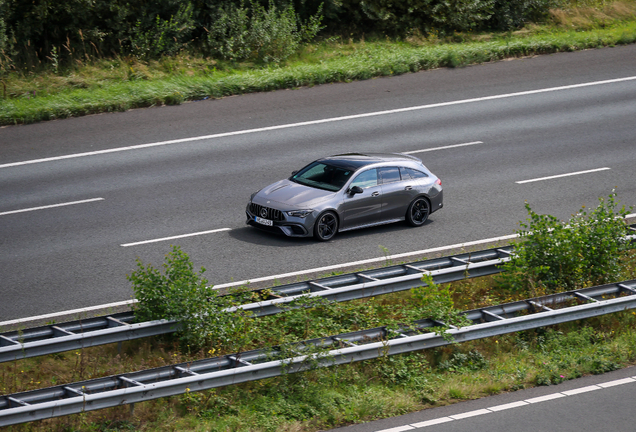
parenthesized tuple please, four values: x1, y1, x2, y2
(406, 197, 430, 227)
(314, 211, 338, 241)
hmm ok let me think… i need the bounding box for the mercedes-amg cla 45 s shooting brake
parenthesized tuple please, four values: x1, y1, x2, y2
(246, 153, 443, 241)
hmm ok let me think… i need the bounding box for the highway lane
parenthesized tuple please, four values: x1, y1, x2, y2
(1, 45, 636, 321)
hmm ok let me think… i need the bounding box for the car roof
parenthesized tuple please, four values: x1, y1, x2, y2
(318, 153, 421, 171)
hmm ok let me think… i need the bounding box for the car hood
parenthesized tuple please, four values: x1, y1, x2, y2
(254, 179, 336, 208)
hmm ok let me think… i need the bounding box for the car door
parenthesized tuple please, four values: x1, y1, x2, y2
(340, 168, 383, 230)
(379, 166, 420, 221)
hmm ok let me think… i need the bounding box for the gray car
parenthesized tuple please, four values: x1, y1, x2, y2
(246, 153, 443, 241)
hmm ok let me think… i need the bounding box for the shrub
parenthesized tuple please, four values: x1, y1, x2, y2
(499, 191, 632, 295)
(438, 350, 488, 372)
(207, 1, 324, 63)
(127, 245, 252, 350)
(410, 275, 471, 338)
(488, 0, 565, 30)
(430, 0, 496, 34)
(128, 3, 195, 59)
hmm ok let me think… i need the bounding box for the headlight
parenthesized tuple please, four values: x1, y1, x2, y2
(286, 209, 313, 218)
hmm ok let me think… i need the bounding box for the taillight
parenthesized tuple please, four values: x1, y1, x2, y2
(435, 179, 442, 186)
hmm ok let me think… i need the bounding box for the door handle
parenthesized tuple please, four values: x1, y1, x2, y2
(371, 191, 380, 197)
(404, 186, 412, 190)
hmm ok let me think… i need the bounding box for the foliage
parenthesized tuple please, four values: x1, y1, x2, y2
(3, 19, 636, 122)
(128, 4, 196, 59)
(376, 352, 431, 386)
(127, 246, 252, 350)
(410, 274, 472, 339)
(1, 0, 625, 74)
(515, 326, 625, 385)
(489, 0, 565, 30)
(430, 0, 496, 34)
(0, 0, 325, 70)
(4, 258, 636, 430)
(498, 192, 632, 295)
(438, 349, 488, 372)
(207, 1, 324, 63)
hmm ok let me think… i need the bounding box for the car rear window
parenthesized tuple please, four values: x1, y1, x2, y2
(400, 167, 428, 180)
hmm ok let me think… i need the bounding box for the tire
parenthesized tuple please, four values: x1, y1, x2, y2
(314, 211, 339, 241)
(406, 197, 430, 227)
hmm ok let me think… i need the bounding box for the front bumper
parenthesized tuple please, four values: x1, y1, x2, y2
(245, 204, 313, 237)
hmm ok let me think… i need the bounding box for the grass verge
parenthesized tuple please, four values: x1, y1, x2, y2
(1, 17, 636, 126)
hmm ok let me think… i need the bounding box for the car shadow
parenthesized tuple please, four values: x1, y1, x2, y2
(230, 218, 434, 246)
(336, 218, 435, 240)
(228, 226, 316, 247)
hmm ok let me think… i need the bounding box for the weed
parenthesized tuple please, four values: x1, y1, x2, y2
(438, 350, 489, 373)
(127, 246, 253, 351)
(448, 387, 467, 399)
(498, 191, 632, 295)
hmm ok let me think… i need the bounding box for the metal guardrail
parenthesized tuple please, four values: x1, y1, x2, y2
(1, 279, 635, 426)
(0, 246, 514, 363)
(2, 226, 634, 364)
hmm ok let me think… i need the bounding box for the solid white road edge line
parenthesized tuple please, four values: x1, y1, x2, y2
(121, 228, 232, 247)
(0, 300, 137, 328)
(516, 167, 611, 184)
(212, 232, 519, 289)
(2, 76, 636, 169)
(374, 377, 636, 431)
(0, 198, 105, 216)
(3, 211, 635, 328)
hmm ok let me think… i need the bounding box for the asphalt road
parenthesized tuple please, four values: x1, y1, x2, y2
(1, 45, 636, 321)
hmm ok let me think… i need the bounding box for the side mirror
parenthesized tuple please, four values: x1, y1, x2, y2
(291, 170, 298, 176)
(349, 186, 363, 195)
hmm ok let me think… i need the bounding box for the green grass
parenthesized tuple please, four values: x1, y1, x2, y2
(1, 6, 636, 126)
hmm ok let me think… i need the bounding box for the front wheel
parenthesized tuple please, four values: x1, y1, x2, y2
(406, 197, 430, 227)
(314, 211, 339, 241)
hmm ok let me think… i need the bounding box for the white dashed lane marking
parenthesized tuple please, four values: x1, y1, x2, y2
(516, 167, 611, 184)
(0, 198, 104, 216)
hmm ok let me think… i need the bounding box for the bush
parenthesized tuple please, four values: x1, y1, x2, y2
(438, 350, 488, 372)
(407, 275, 472, 342)
(128, 3, 195, 59)
(430, 0, 496, 34)
(127, 245, 252, 350)
(498, 191, 632, 295)
(488, 0, 565, 30)
(207, 1, 324, 63)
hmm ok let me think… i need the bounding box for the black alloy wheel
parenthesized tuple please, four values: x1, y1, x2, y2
(406, 197, 430, 227)
(314, 211, 338, 241)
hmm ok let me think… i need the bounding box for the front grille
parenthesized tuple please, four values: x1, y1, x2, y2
(250, 203, 284, 221)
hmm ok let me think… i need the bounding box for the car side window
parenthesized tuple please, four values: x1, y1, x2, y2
(378, 167, 401, 185)
(400, 167, 428, 180)
(350, 169, 378, 189)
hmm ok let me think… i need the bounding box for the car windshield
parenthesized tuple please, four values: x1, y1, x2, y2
(290, 162, 354, 192)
